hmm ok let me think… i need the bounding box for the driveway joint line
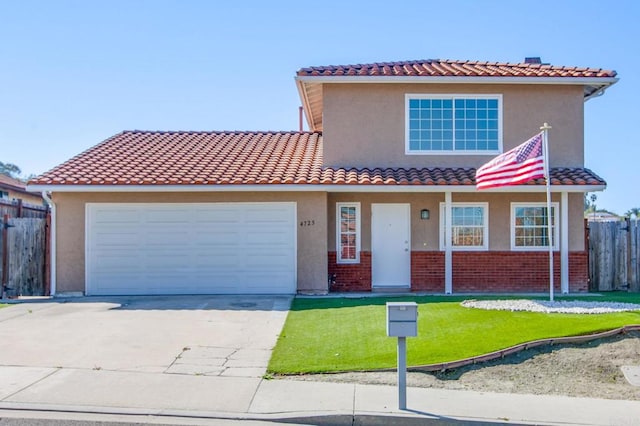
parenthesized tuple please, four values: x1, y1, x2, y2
(163, 347, 187, 374)
(246, 377, 264, 414)
(351, 383, 356, 425)
(1, 367, 62, 402)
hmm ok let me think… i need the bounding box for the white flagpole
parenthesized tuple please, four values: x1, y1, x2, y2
(540, 123, 554, 302)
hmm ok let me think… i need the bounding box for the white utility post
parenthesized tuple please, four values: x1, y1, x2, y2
(386, 302, 418, 410)
(444, 191, 453, 294)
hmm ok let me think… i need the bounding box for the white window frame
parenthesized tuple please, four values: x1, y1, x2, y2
(439, 202, 489, 251)
(336, 202, 361, 263)
(405, 94, 503, 155)
(511, 202, 559, 251)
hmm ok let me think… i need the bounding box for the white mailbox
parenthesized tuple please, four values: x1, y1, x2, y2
(386, 302, 418, 337)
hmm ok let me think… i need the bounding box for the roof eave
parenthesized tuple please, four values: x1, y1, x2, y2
(295, 75, 619, 86)
(27, 184, 606, 194)
(584, 78, 619, 101)
(295, 79, 319, 132)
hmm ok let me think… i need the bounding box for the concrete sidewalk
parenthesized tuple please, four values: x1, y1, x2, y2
(1, 365, 639, 425)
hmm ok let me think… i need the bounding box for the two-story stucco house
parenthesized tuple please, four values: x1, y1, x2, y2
(28, 58, 617, 296)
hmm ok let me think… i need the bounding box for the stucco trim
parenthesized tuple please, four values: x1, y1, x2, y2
(28, 184, 605, 193)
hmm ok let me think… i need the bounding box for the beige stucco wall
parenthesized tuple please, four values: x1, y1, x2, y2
(328, 192, 584, 252)
(52, 191, 328, 294)
(323, 83, 584, 168)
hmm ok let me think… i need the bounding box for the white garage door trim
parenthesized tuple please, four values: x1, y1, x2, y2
(85, 202, 297, 295)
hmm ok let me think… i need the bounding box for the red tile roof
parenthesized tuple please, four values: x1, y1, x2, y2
(297, 59, 617, 79)
(30, 131, 605, 188)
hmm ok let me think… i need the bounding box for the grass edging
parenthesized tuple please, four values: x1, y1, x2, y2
(276, 324, 640, 376)
(376, 324, 640, 373)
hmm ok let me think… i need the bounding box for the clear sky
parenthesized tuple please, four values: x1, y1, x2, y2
(1, 0, 638, 214)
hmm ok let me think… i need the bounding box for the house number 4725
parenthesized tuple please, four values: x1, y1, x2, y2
(300, 220, 315, 227)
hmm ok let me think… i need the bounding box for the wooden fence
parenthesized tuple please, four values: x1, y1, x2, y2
(588, 219, 640, 292)
(0, 198, 49, 219)
(0, 199, 50, 297)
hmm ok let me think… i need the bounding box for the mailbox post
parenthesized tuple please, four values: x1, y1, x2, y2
(386, 302, 418, 410)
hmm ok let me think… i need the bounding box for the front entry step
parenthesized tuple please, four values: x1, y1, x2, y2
(372, 286, 411, 293)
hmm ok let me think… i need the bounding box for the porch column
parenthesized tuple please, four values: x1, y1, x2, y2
(445, 191, 452, 294)
(561, 191, 569, 293)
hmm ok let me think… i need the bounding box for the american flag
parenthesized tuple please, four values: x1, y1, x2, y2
(475, 132, 545, 190)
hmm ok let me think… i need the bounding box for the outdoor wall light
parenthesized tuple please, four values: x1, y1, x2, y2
(420, 209, 430, 220)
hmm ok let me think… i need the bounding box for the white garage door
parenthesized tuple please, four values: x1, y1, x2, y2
(86, 203, 297, 295)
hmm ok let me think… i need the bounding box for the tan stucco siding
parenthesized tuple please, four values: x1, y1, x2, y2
(323, 83, 584, 168)
(328, 192, 584, 252)
(52, 191, 328, 294)
(3, 189, 44, 205)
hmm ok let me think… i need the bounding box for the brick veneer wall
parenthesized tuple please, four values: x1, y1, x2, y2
(328, 251, 589, 293)
(411, 251, 589, 293)
(328, 251, 372, 292)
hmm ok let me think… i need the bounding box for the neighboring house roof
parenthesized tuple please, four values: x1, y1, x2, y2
(29, 131, 605, 190)
(0, 173, 26, 190)
(296, 58, 619, 132)
(0, 173, 39, 196)
(586, 211, 621, 222)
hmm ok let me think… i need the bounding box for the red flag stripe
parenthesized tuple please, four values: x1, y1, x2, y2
(475, 132, 545, 190)
(476, 159, 544, 182)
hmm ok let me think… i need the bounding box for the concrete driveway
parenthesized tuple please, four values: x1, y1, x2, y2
(0, 295, 292, 377)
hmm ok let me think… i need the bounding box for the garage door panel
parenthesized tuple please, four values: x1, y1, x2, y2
(86, 203, 296, 295)
(94, 231, 140, 246)
(194, 207, 241, 223)
(194, 231, 241, 246)
(145, 234, 193, 247)
(93, 209, 141, 224)
(143, 255, 193, 271)
(194, 256, 240, 269)
(93, 274, 146, 293)
(144, 208, 192, 222)
(91, 252, 142, 270)
(245, 230, 292, 245)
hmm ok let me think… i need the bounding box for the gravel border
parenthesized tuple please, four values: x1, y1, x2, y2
(461, 299, 640, 314)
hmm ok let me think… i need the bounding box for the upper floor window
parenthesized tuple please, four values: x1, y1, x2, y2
(406, 94, 502, 155)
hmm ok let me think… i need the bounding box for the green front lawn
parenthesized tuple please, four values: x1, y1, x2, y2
(268, 294, 640, 374)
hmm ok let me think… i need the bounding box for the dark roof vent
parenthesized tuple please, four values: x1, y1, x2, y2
(524, 57, 542, 64)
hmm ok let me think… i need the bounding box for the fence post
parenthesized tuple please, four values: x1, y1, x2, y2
(626, 217, 632, 291)
(2, 214, 8, 300)
(632, 220, 640, 293)
(585, 219, 594, 291)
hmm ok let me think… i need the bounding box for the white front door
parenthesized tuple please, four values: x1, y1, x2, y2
(371, 203, 411, 288)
